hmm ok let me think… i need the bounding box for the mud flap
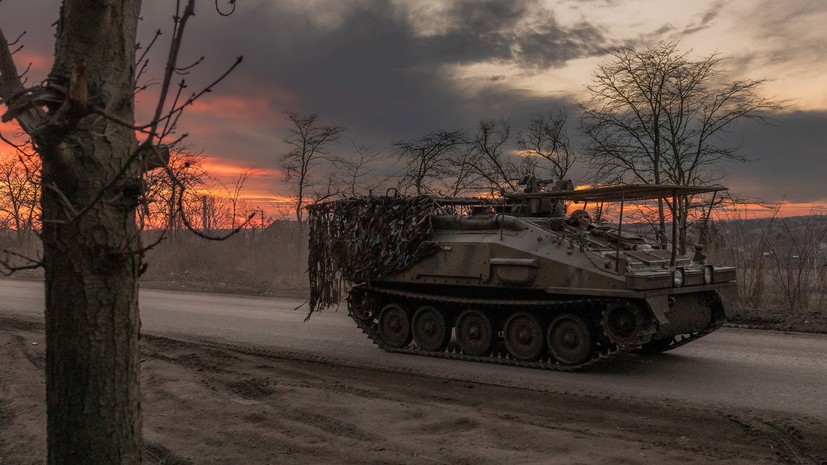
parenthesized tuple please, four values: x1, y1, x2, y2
(645, 295, 670, 325)
(715, 284, 739, 319)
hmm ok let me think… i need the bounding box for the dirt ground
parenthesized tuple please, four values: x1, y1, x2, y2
(2, 315, 825, 465)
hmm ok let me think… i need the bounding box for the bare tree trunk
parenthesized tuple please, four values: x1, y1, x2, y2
(42, 174, 142, 464)
(15, 2, 143, 463)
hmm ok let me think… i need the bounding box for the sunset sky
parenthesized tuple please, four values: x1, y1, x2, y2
(2, 0, 826, 218)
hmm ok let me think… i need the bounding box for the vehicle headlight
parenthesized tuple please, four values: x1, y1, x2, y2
(672, 268, 685, 287)
(703, 265, 714, 284)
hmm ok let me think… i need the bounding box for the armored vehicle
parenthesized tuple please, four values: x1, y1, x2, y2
(306, 181, 737, 370)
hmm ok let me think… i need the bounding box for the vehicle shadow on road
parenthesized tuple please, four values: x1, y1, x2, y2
(577, 351, 698, 377)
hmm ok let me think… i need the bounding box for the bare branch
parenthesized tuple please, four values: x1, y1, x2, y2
(44, 181, 78, 218)
(0, 130, 28, 155)
(146, 0, 196, 144)
(279, 111, 346, 222)
(175, 55, 204, 73)
(0, 26, 47, 133)
(516, 111, 575, 181)
(176, 192, 254, 241)
(394, 129, 467, 196)
(333, 142, 394, 197)
(215, 0, 237, 16)
(135, 29, 163, 93)
(468, 119, 518, 194)
(0, 249, 43, 276)
(144, 56, 243, 140)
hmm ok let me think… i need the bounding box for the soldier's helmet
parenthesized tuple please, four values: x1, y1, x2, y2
(568, 210, 591, 230)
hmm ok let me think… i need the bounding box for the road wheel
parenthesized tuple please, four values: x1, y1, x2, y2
(503, 311, 545, 361)
(547, 314, 593, 366)
(378, 303, 412, 348)
(412, 306, 451, 352)
(455, 308, 495, 356)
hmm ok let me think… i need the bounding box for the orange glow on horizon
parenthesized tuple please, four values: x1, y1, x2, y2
(200, 159, 281, 178)
(720, 201, 827, 219)
(188, 95, 286, 124)
(189, 187, 293, 205)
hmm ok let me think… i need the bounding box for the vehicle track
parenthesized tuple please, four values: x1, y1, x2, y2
(351, 285, 722, 371)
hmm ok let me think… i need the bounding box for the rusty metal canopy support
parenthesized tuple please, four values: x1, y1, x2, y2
(505, 184, 727, 203)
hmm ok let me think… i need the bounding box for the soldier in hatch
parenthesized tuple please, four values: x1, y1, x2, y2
(568, 210, 592, 231)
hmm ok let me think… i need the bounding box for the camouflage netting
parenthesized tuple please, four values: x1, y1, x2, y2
(306, 195, 443, 316)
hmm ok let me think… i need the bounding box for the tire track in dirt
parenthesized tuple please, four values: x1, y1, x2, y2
(3, 315, 826, 464)
(141, 335, 382, 445)
(725, 414, 825, 464)
(143, 442, 194, 465)
(139, 333, 826, 465)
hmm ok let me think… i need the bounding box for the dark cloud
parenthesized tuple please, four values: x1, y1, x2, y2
(726, 1, 827, 73)
(652, 24, 676, 36)
(69, 0, 602, 186)
(741, 0, 826, 38)
(147, 0, 608, 148)
(699, 1, 724, 25)
(413, 0, 606, 68)
(723, 111, 827, 203)
(665, 2, 724, 38)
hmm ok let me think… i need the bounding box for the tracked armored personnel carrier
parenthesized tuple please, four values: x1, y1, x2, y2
(306, 181, 737, 370)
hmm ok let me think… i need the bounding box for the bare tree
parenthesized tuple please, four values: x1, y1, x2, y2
(334, 142, 393, 197)
(143, 149, 210, 237)
(279, 111, 346, 223)
(580, 41, 781, 251)
(394, 129, 467, 195)
(443, 141, 485, 197)
(517, 111, 575, 182)
(0, 2, 240, 463)
(200, 193, 232, 233)
(706, 197, 775, 309)
(764, 211, 827, 313)
(466, 119, 520, 195)
(222, 166, 259, 228)
(0, 150, 40, 246)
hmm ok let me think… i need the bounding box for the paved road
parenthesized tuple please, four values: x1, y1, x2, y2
(3, 279, 825, 420)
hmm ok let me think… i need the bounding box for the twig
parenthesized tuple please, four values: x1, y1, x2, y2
(174, 180, 255, 241)
(0, 249, 43, 276)
(0, 130, 29, 157)
(135, 29, 162, 90)
(161, 79, 186, 140)
(146, 0, 195, 145)
(44, 182, 79, 218)
(154, 56, 243, 136)
(215, 0, 236, 16)
(175, 56, 204, 73)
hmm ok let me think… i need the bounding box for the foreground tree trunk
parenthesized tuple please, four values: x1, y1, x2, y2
(2, 2, 143, 464)
(44, 3, 143, 463)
